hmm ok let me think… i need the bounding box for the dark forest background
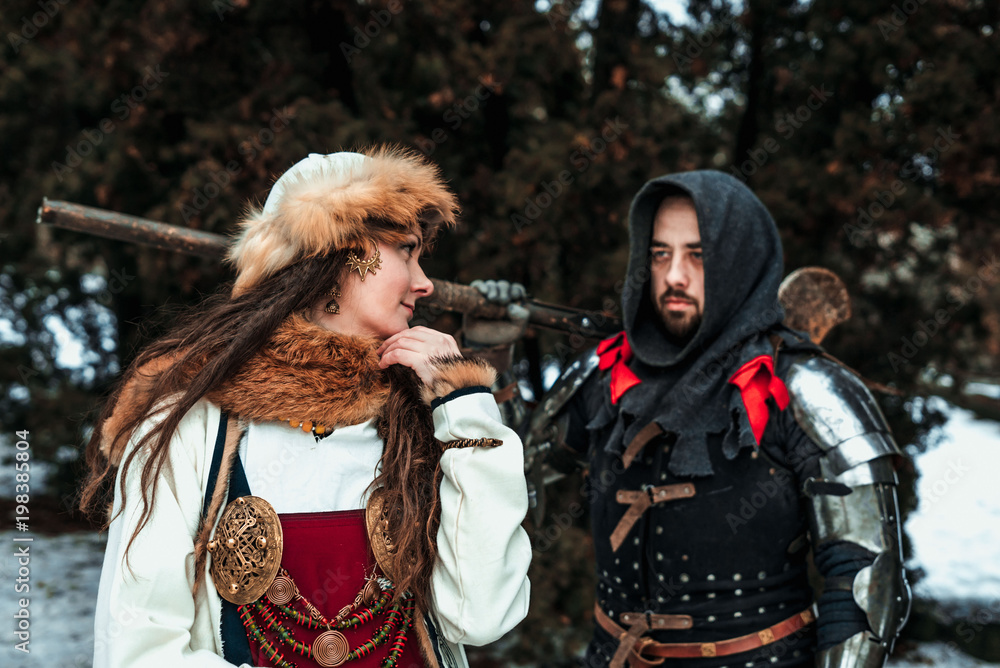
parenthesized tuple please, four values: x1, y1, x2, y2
(1, 0, 999, 663)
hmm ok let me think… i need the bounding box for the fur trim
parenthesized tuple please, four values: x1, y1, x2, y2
(192, 415, 243, 597)
(228, 146, 459, 297)
(100, 314, 395, 464)
(100, 353, 188, 465)
(204, 313, 391, 427)
(420, 356, 498, 405)
(414, 613, 443, 668)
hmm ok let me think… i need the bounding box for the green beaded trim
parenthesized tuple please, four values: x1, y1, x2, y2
(238, 580, 416, 668)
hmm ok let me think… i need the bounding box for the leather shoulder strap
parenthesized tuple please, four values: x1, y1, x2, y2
(201, 411, 254, 666)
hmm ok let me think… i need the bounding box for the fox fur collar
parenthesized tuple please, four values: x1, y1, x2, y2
(100, 313, 496, 464)
(208, 312, 392, 428)
(100, 313, 390, 463)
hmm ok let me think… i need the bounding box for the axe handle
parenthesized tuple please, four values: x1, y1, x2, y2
(37, 199, 622, 338)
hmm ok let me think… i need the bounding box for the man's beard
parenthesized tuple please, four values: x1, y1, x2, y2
(656, 293, 702, 345)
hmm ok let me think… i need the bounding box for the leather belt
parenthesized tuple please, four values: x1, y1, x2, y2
(594, 603, 815, 668)
(609, 483, 696, 552)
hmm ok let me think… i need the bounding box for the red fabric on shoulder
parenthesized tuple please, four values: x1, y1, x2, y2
(728, 354, 790, 445)
(597, 332, 642, 405)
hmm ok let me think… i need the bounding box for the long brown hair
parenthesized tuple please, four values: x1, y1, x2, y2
(81, 235, 443, 609)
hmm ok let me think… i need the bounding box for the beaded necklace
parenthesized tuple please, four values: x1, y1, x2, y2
(238, 568, 414, 668)
(277, 417, 333, 442)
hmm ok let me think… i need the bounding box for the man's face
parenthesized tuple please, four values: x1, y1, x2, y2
(648, 197, 704, 343)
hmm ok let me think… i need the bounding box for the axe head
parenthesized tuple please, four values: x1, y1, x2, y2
(778, 267, 852, 344)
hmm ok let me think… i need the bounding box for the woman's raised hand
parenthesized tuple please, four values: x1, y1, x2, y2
(377, 326, 462, 386)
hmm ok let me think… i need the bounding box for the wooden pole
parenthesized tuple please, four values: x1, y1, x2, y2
(36, 199, 623, 338)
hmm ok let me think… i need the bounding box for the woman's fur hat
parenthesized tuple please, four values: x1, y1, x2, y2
(227, 146, 459, 297)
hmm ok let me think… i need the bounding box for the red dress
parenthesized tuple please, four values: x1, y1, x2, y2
(247, 510, 428, 668)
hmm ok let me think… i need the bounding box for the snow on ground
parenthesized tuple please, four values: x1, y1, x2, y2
(905, 399, 1000, 602)
(0, 531, 106, 668)
(891, 642, 1000, 667)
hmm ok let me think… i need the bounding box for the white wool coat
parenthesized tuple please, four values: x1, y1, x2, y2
(93, 391, 531, 668)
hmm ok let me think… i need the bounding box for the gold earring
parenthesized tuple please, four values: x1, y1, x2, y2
(324, 285, 341, 314)
(346, 245, 382, 281)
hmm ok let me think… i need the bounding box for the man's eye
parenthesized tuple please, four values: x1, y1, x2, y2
(651, 250, 670, 261)
(692, 252, 703, 261)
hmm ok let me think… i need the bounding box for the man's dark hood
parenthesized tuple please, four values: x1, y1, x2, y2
(592, 170, 815, 477)
(623, 170, 785, 367)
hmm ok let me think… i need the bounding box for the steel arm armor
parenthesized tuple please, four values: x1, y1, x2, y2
(785, 356, 912, 667)
(523, 350, 599, 520)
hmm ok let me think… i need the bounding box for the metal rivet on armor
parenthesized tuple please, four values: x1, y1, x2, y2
(707, 574, 716, 581)
(735, 589, 742, 596)
(656, 526, 663, 534)
(770, 657, 778, 663)
(681, 554, 689, 561)
(707, 615, 716, 622)
(603, 570, 608, 577)
(751, 451, 758, 459)
(758, 571, 766, 579)
(634, 537, 640, 545)
(615, 558, 620, 565)
(681, 594, 690, 601)
(660, 472, 668, 480)
(680, 573, 690, 582)
(733, 573, 742, 581)
(793, 651, 801, 658)
(658, 574, 665, 581)
(769, 468, 775, 475)
(734, 611, 742, 618)
(746, 663, 754, 667)
(621, 592, 627, 599)
(759, 587, 765, 592)
(778, 603, 786, 609)
(634, 583, 640, 590)
(707, 593, 716, 599)
(615, 577, 622, 583)
(609, 610, 614, 617)
(658, 595, 666, 603)
(633, 562, 640, 570)
(759, 607, 766, 614)
(657, 553, 664, 561)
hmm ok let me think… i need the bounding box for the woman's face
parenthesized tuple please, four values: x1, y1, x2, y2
(311, 234, 434, 339)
